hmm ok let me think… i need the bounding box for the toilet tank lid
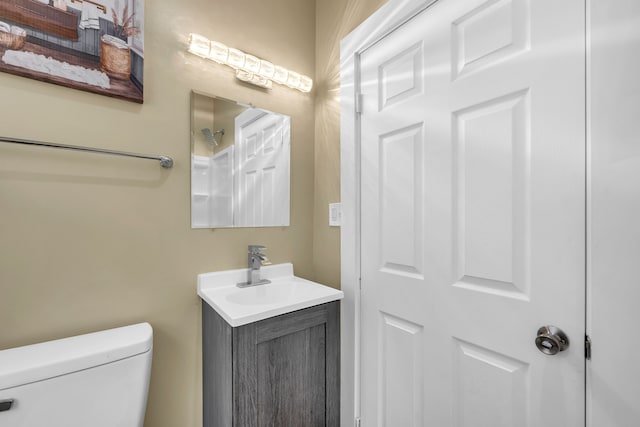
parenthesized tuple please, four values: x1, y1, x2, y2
(0, 322, 152, 390)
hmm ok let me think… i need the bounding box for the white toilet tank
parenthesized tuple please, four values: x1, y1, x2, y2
(0, 323, 153, 427)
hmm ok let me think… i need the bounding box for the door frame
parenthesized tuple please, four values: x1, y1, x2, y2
(340, 1, 595, 426)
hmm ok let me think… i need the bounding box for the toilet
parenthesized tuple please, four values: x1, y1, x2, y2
(0, 322, 153, 427)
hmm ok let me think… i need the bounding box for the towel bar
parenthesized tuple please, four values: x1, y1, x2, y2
(0, 136, 174, 169)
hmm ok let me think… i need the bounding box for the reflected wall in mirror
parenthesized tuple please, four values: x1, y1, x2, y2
(191, 91, 291, 228)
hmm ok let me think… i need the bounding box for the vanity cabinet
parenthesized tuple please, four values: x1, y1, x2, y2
(203, 300, 340, 427)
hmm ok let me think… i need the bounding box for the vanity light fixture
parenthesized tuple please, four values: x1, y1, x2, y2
(187, 33, 313, 93)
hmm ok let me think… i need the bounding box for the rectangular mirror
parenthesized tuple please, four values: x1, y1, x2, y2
(191, 91, 291, 228)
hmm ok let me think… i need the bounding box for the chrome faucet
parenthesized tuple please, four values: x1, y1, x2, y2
(237, 245, 272, 288)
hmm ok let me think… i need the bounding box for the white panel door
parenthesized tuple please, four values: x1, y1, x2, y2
(234, 110, 290, 227)
(359, 0, 585, 426)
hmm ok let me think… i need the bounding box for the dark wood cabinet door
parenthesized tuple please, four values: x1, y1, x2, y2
(203, 301, 340, 427)
(256, 324, 326, 426)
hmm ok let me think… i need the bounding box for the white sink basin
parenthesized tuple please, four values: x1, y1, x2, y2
(197, 263, 344, 327)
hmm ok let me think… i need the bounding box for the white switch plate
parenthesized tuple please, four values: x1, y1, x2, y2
(329, 203, 342, 227)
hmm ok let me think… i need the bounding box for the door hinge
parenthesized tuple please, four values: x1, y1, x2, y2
(355, 93, 363, 114)
(355, 417, 362, 427)
(585, 335, 592, 360)
(358, 277, 362, 290)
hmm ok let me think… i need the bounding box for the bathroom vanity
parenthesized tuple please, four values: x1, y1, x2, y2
(198, 263, 343, 427)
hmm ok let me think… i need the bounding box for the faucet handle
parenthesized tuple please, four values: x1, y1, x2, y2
(248, 245, 267, 253)
(260, 255, 272, 266)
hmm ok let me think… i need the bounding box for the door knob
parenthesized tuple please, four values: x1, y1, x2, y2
(535, 326, 569, 355)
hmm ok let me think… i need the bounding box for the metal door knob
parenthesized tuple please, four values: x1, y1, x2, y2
(535, 326, 569, 355)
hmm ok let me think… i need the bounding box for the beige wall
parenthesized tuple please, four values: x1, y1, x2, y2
(212, 97, 245, 155)
(191, 92, 215, 157)
(191, 92, 244, 157)
(0, 0, 315, 426)
(0, 0, 387, 425)
(313, 0, 387, 288)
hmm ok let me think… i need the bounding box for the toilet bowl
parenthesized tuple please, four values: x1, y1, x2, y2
(0, 322, 153, 427)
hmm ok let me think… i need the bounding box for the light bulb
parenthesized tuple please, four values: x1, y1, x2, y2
(258, 60, 275, 79)
(209, 41, 228, 64)
(286, 71, 301, 88)
(187, 33, 210, 58)
(298, 75, 313, 92)
(227, 48, 246, 69)
(243, 54, 261, 74)
(273, 66, 288, 85)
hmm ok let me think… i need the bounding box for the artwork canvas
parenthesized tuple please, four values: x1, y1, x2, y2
(0, 0, 144, 103)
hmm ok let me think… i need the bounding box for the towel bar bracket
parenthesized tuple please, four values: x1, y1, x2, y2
(0, 136, 174, 169)
(159, 156, 174, 168)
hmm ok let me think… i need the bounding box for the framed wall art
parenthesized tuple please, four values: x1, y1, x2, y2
(0, 0, 144, 103)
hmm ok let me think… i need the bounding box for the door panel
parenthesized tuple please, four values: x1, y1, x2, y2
(452, 0, 530, 79)
(235, 111, 290, 227)
(359, 0, 585, 425)
(380, 123, 424, 278)
(380, 313, 424, 427)
(454, 339, 528, 426)
(452, 90, 530, 299)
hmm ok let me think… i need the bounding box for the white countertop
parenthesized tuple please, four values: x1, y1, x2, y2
(197, 263, 344, 327)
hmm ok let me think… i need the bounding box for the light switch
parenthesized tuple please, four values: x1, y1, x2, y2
(329, 203, 342, 227)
